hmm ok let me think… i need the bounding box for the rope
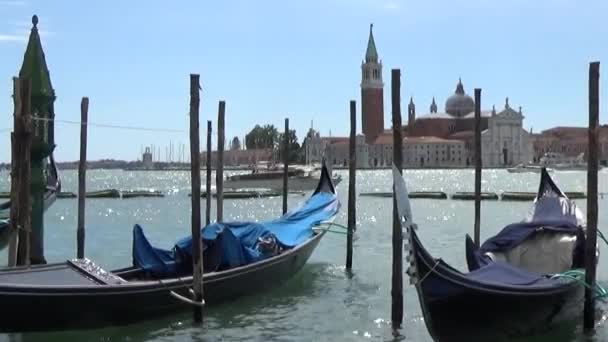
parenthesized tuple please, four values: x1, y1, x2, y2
(322, 229, 348, 235)
(416, 260, 440, 285)
(545, 228, 608, 301)
(598, 229, 608, 247)
(550, 270, 608, 301)
(30, 117, 188, 133)
(326, 222, 349, 230)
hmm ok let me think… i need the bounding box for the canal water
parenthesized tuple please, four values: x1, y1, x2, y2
(0, 168, 607, 341)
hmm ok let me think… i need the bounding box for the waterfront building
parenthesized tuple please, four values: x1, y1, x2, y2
(305, 24, 534, 169)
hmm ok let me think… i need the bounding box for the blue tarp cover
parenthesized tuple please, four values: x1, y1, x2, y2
(133, 191, 340, 276)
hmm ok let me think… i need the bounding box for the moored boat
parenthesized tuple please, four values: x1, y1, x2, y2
(224, 165, 342, 191)
(539, 152, 603, 171)
(0, 163, 340, 333)
(507, 163, 554, 173)
(394, 166, 597, 341)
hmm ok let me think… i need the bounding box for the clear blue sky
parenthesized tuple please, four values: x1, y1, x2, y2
(0, 0, 606, 162)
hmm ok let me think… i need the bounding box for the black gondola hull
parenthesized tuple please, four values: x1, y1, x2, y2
(411, 228, 584, 342)
(0, 230, 325, 333)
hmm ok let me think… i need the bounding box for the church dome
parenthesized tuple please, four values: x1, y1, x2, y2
(445, 78, 475, 117)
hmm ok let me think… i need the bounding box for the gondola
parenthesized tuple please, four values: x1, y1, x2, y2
(393, 166, 596, 341)
(0, 155, 61, 249)
(0, 163, 340, 333)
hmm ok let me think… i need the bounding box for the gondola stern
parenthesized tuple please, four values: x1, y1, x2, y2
(537, 167, 567, 200)
(313, 159, 337, 195)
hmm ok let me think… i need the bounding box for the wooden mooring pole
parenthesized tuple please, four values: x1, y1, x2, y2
(282, 118, 289, 215)
(77, 97, 89, 259)
(391, 68, 404, 328)
(189, 74, 204, 323)
(8, 77, 22, 267)
(15, 78, 32, 266)
(216, 101, 225, 222)
(346, 100, 356, 270)
(474, 88, 482, 248)
(206, 120, 212, 227)
(584, 61, 600, 332)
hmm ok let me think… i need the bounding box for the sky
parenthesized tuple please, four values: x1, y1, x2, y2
(0, 0, 607, 162)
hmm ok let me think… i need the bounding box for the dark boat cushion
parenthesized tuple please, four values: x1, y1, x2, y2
(466, 260, 560, 287)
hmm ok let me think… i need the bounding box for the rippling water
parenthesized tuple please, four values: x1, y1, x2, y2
(0, 168, 607, 341)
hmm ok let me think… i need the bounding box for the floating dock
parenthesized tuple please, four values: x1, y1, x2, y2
(501, 191, 587, 201)
(57, 192, 77, 198)
(85, 189, 121, 198)
(360, 191, 448, 199)
(451, 192, 499, 200)
(121, 190, 164, 198)
(190, 189, 306, 199)
(501, 192, 535, 201)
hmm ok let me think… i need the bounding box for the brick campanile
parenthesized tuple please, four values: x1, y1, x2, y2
(360, 24, 384, 144)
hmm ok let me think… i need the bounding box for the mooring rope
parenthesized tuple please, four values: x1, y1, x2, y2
(549, 229, 608, 301)
(314, 221, 355, 236)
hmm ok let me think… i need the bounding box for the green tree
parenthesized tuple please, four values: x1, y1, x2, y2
(230, 136, 241, 150)
(245, 124, 279, 149)
(277, 129, 302, 163)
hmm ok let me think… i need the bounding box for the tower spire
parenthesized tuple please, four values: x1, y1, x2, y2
(365, 23, 378, 63)
(455, 78, 465, 95)
(408, 97, 416, 134)
(430, 97, 437, 113)
(20, 15, 53, 98)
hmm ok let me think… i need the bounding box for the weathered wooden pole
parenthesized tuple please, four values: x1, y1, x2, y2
(216, 101, 225, 222)
(8, 77, 22, 267)
(346, 100, 356, 270)
(474, 88, 482, 248)
(282, 118, 289, 215)
(189, 74, 204, 323)
(584, 61, 600, 332)
(77, 97, 88, 259)
(15, 78, 32, 266)
(391, 68, 404, 328)
(206, 120, 212, 227)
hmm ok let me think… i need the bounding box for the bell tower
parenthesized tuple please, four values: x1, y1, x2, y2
(408, 97, 416, 135)
(361, 24, 384, 143)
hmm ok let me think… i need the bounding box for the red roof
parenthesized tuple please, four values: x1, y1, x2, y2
(447, 130, 474, 139)
(403, 136, 462, 144)
(541, 126, 587, 136)
(372, 133, 394, 145)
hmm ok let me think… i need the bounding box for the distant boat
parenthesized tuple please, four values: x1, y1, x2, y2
(507, 164, 554, 174)
(224, 165, 342, 191)
(539, 152, 602, 171)
(395, 167, 595, 340)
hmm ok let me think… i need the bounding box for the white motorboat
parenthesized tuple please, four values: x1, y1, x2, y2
(507, 164, 553, 173)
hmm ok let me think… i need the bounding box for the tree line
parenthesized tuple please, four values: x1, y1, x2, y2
(238, 124, 303, 163)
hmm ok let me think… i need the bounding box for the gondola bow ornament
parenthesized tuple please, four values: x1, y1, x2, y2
(392, 164, 418, 284)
